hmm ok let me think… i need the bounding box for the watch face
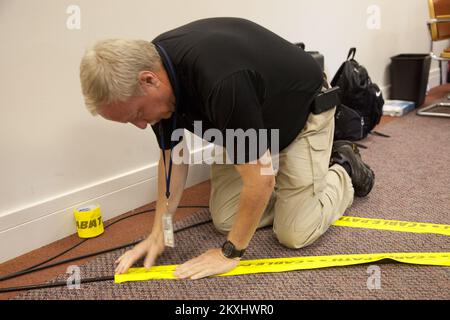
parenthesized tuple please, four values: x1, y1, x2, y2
(222, 241, 235, 258)
(222, 241, 234, 257)
(222, 240, 245, 258)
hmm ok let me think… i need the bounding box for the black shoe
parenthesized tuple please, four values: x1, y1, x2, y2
(330, 140, 375, 197)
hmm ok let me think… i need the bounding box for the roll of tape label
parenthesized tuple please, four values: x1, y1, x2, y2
(74, 204, 104, 238)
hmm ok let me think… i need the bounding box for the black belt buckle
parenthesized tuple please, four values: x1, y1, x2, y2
(312, 86, 341, 114)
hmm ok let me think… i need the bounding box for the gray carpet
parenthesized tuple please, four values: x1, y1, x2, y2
(13, 113, 450, 299)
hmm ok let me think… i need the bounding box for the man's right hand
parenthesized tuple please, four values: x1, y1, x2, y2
(114, 232, 165, 274)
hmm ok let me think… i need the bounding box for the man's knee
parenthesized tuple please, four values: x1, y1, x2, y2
(274, 226, 320, 249)
(211, 212, 233, 234)
(209, 190, 239, 235)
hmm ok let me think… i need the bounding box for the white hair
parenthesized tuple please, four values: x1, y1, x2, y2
(79, 39, 161, 115)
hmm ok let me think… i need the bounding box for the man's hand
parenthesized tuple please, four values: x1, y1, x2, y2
(114, 232, 165, 274)
(174, 248, 239, 280)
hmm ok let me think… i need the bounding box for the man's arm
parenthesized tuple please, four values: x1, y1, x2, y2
(174, 151, 275, 280)
(114, 149, 188, 274)
(173, 70, 274, 279)
(228, 151, 275, 250)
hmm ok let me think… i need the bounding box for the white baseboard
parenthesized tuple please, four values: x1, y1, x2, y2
(0, 146, 211, 264)
(428, 68, 442, 90)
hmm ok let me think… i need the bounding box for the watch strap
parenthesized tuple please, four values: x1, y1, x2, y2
(221, 240, 246, 259)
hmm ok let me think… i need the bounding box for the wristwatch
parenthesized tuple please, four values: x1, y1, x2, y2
(221, 240, 246, 259)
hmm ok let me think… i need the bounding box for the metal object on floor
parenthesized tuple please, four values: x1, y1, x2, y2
(417, 101, 450, 118)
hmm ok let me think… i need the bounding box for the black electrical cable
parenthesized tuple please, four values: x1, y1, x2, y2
(15, 210, 158, 273)
(1, 218, 213, 284)
(0, 205, 211, 293)
(0, 205, 209, 282)
(0, 217, 213, 293)
(1, 205, 209, 280)
(0, 276, 115, 293)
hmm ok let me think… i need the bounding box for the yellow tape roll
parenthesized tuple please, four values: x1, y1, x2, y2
(74, 204, 104, 238)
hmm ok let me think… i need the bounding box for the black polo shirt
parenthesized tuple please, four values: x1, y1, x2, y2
(151, 17, 323, 163)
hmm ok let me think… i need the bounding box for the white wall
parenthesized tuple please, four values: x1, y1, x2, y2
(0, 0, 448, 263)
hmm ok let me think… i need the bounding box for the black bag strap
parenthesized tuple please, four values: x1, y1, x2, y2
(370, 131, 391, 138)
(330, 47, 357, 87)
(347, 48, 356, 61)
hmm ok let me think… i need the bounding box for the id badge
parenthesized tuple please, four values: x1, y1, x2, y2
(163, 212, 175, 247)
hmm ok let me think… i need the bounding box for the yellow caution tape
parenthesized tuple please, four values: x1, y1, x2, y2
(332, 216, 450, 236)
(74, 204, 104, 238)
(114, 216, 450, 283)
(114, 252, 450, 283)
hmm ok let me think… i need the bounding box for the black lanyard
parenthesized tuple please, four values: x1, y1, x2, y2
(154, 43, 180, 201)
(159, 114, 177, 200)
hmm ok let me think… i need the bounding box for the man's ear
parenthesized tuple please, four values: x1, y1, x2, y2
(139, 71, 160, 87)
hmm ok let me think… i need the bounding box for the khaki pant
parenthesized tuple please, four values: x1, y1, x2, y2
(209, 107, 354, 249)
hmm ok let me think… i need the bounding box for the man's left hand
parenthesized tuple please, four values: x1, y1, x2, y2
(174, 248, 239, 280)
